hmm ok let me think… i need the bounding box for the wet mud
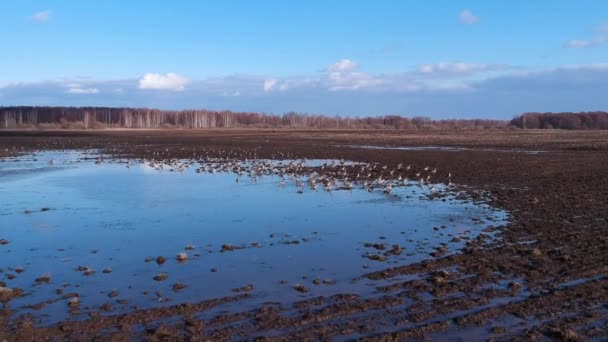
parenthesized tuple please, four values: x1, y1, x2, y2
(1, 129, 607, 341)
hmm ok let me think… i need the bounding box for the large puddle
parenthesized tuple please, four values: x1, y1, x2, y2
(0, 151, 507, 325)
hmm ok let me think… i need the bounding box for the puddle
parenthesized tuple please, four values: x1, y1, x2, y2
(0, 151, 507, 325)
(347, 145, 546, 154)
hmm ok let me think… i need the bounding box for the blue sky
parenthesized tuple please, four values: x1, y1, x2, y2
(1, 1, 608, 118)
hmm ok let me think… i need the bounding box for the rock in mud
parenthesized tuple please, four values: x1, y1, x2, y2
(176, 252, 187, 262)
(221, 244, 239, 252)
(430, 246, 448, 258)
(294, 284, 309, 293)
(35, 274, 51, 284)
(99, 303, 113, 312)
(153, 273, 168, 281)
(432, 276, 447, 286)
(62, 292, 79, 299)
(28, 302, 46, 310)
(232, 284, 254, 293)
(366, 254, 388, 262)
(172, 283, 187, 292)
(68, 297, 79, 307)
(364, 242, 386, 250)
(490, 326, 507, 334)
(546, 327, 581, 341)
(0, 286, 22, 303)
(147, 325, 172, 339)
(384, 244, 404, 256)
(431, 270, 450, 286)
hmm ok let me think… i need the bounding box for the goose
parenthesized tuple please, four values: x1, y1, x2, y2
(384, 184, 392, 194)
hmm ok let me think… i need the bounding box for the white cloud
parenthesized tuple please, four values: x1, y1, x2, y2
(324, 59, 382, 91)
(564, 37, 607, 48)
(222, 90, 241, 97)
(67, 87, 99, 94)
(263, 78, 293, 92)
(459, 10, 479, 25)
(327, 59, 358, 72)
(564, 39, 593, 48)
(326, 70, 381, 91)
(263, 79, 278, 92)
(416, 62, 508, 75)
(31, 10, 51, 22)
(564, 22, 608, 48)
(267, 59, 502, 93)
(556, 63, 608, 71)
(138, 73, 189, 91)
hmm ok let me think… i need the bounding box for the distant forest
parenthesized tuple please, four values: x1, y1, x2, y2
(0, 106, 505, 130)
(510, 112, 608, 129)
(1, 106, 607, 130)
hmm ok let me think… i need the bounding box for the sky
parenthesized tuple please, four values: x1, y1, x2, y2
(1, 1, 608, 119)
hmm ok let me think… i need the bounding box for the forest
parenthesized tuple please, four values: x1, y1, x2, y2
(510, 112, 608, 129)
(2, 106, 608, 130)
(0, 106, 506, 130)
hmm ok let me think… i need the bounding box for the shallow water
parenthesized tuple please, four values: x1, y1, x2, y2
(348, 145, 545, 154)
(0, 151, 506, 325)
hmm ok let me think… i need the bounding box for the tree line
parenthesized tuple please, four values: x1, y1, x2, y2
(3, 106, 608, 130)
(0, 106, 507, 130)
(510, 112, 608, 129)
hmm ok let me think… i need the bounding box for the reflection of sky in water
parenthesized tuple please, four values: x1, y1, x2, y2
(0, 151, 507, 325)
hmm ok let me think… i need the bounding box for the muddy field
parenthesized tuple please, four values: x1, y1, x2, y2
(1, 129, 607, 341)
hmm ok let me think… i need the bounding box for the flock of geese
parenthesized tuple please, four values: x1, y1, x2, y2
(99, 152, 457, 195)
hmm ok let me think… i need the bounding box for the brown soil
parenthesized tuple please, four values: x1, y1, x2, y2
(1, 129, 607, 341)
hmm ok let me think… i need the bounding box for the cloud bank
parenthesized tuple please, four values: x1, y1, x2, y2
(1, 62, 607, 119)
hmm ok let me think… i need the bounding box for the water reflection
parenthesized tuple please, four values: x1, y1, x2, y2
(0, 151, 506, 325)
(348, 145, 545, 154)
